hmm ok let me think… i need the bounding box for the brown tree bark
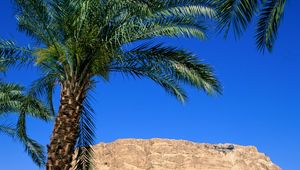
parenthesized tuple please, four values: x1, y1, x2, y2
(46, 81, 85, 170)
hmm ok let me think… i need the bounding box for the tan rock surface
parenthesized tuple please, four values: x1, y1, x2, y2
(90, 138, 281, 170)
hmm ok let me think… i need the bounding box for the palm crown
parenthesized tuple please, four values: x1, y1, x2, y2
(19, 0, 220, 100)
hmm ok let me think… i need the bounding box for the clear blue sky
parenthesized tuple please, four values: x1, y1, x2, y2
(1, 1, 299, 170)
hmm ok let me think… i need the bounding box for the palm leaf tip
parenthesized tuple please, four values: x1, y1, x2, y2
(0, 124, 16, 138)
(179, 60, 222, 95)
(255, 0, 286, 52)
(216, 0, 259, 38)
(22, 137, 46, 167)
(17, 112, 46, 167)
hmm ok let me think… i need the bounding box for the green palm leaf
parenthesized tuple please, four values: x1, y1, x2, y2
(0, 124, 16, 137)
(110, 44, 221, 102)
(0, 69, 51, 167)
(0, 38, 32, 71)
(216, 0, 286, 51)
(17, 112, 46, 167)
(75, 95, 96, 170)
(256, 0, 286, 52)
(216, 0, 259, 37)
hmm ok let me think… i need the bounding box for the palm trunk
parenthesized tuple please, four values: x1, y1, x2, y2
(46, 81, 85, 170)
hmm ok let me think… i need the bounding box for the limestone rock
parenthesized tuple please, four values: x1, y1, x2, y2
(89, 138, 281, 170)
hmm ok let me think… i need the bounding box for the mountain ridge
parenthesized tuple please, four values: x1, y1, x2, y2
(78, 138, 281, 170)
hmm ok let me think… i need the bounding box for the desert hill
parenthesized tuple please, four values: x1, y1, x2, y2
(84, 138, 280, 170)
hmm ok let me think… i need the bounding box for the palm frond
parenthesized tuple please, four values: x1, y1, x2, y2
(17, 112, 46, 167)
(151, 75, 188, 102)
(29, 74, 57, 116)
(21, 95, 53, 121)
(216, 0, 259, 37)
(0, 81, 52, 120)
(133, 44, 222, 93)
(256, 0, 286, 52)
(14, 0, 54, 44)
(74, 94, 96, 170)
(0, 124, 16, 138)
(0, 82, 24, 114)
(98, 0, 216, 48)
(110, 44, 221, 102)
(0, 81, 51, 166)
(153, 5, 216, 19)
(0, 38, 33, 71)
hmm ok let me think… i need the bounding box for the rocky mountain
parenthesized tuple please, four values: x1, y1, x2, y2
(87, 138, 281, 170)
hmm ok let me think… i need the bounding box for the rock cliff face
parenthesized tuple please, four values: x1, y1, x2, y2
(90, 138, 280, 170)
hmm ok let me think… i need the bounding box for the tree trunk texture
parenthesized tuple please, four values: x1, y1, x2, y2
(46, 81, 85, 170)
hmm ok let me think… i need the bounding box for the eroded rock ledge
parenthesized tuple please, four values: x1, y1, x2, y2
(90, 138, 281, 170)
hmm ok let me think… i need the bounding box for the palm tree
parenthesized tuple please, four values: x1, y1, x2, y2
(1, 0, 286, 169)
(3, 0, 220, 169)
(0, 74, 51, 166)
